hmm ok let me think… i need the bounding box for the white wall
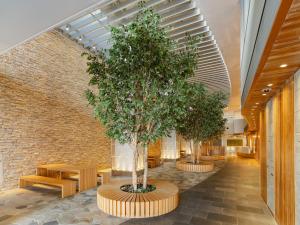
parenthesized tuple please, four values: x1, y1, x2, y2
(294, 69, 300, 225)
(0, 0, 106, 54)
(112, 141, 144, 172)
(161, 130, 179, 159)
(266, 99, 275, 214)
(0, 153, 3, 185)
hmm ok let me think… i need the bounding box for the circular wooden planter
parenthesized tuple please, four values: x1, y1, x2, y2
(97, 180, 179, 218)
(200, 155, 225, 161)
(176, 161, 214, 172)
(237, 152, 255, 158)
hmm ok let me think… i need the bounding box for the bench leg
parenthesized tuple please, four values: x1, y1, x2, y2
(61, 182, 76, 198)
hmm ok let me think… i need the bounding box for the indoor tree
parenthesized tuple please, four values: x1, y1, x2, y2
(83, 7, 200, 191)
(177, 85, 227, 164)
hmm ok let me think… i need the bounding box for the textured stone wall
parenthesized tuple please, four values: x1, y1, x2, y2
(294, 69, 300, 225)
(265, 98, 275, 214)
(0, 30, 111, 190)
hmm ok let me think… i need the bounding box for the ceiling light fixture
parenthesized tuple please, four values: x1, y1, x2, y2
(256, 102, 259, 105)
(267, 83, 273, 87)
(65, 24, 71, 31)
(280, 64, 288, 68)
(262, 93, 267, 96)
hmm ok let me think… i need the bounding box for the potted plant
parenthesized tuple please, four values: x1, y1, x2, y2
(83, 7, 200, 194)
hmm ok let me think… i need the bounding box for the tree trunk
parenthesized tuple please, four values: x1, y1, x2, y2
(190, 140, 195, 164)
(131, 136, 138, 191)
(196, 141, 202, 164)
(143, 145, 148, 189)
(194, 141, 199, 164)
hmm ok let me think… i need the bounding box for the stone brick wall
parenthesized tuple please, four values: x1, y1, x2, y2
(0, 30, 111, 191)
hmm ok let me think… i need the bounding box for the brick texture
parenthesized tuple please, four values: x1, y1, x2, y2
(0, 30, 111, 190)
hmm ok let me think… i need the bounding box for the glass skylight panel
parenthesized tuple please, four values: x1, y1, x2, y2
(59, 0, 230, 94)
(70, 14, 93, 28)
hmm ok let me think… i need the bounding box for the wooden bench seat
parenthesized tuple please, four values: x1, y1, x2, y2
(148, 156, 161, 168)
(19, 175, 76, 198)
(97, 168, 111, 184)
(97, 179, 179, 218)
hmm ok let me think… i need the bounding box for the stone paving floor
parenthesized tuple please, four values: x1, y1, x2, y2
(0, 160, 224, 225)
(121, 158, 277, 225)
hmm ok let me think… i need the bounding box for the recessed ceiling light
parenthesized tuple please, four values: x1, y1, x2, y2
(65, 24, 70, 31)
(280, 64, 288, 68)
(267, 83, 273, 87)
(256, 102, 259, 105)
(262, 93, 267, 96)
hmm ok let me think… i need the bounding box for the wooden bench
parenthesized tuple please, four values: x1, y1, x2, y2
(97, 168, 111, 184)
(19, 175, 77, 198)
(176, 161, 214, 172)
(148, 156, 161, 168)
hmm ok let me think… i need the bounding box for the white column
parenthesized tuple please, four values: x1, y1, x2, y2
(112, 141, 144, 172)
(266, 99, 275, 214)
(0, 153, 3, 186)
(294, 69, 300, 225)
(161, 130, 180, 159)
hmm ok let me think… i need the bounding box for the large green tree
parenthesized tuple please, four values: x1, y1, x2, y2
(177, 85, 227, 164)
(83, 8, 200, 190)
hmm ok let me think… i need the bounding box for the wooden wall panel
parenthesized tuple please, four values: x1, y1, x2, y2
(259, 110, 267, 202)
(262, 78, 295, 225)
(276, 79, 295, 225)
(149, 139, 162, 157)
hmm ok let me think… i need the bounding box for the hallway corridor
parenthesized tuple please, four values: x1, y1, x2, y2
(122, 158, 277, 225)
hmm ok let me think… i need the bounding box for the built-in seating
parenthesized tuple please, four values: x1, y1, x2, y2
(97, 165, 111, 184)
(148, 155, 161, 168)
(19, 175, 77, 198)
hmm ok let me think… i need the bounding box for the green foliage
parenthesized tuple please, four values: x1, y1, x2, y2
(83, 8, 200, 146)
(177, 84, 227, 142)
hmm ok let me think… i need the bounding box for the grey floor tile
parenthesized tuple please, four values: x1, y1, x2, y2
(207, 213, 237, 224)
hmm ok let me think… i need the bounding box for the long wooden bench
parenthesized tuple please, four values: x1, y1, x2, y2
(19, 175, 77, 198)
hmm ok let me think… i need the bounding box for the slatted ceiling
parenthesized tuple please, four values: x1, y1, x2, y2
(60, 0, 230, 94)
(243, 0, 300, 131)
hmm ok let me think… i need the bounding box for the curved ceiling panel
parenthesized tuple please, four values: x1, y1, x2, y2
(60, 0, 231, 94)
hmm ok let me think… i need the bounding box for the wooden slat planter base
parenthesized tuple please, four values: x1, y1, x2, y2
(200, 155, 225, 161)
(176, 161, 214, 172)
(97, 180, 179, 218)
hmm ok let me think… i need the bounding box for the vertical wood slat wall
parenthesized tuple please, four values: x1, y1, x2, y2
(258, 78, 295, 225)
(278, 79, 295, 225)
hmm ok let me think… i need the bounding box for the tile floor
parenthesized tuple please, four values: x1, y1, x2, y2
(121, 158, 277, 225)
(0, 158, 276, 225)
(0, 160, 223, 225)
